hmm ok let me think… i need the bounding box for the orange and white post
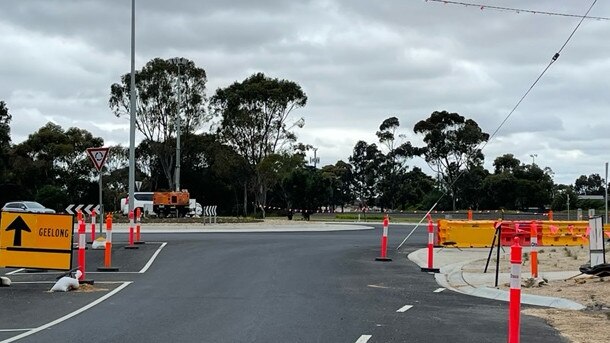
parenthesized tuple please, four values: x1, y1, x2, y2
(375, 214, 392, 262)
(90, 209, 97, 243)
(530, 221, 538, 278)
(420, 214, 440, 273)
(78, 220, 86, 280)
(134, 207, 144, 244)
(508, 237, 522, 343)
(98, 214, 119, 271)
(125, 210, 138, 250)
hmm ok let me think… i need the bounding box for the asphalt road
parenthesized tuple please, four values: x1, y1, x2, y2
(1, 224, 565, 342)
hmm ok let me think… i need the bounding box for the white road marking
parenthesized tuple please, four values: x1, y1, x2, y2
(433, 288, 446, 293)
(396, 305, 414, 313)
(5, 268, 25, 275)
(367, 284, 390, 289)
(0, 329, 32, 333)
(0, 282, 132, 343)
(355, 335, 372, 343)
(10, 281, 129, 285)
(138, 242, 167, 273)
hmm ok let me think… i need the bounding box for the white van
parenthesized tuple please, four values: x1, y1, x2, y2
(120, 192, 154, 216)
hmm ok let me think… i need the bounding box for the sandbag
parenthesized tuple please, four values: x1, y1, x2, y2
(50, 270, 82, 292)
(92, 237, 106, 249)
(0, 276, 11, 287)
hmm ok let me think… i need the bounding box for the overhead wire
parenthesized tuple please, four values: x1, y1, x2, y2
(426, 0, 609, 21)
(396, 0, 599, 250)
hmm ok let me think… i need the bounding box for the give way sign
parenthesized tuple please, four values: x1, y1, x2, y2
(86, 147, 110, 171)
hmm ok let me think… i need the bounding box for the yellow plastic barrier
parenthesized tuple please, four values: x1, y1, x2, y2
(437, 220, 610, 248)
(437, 220, 496, 248)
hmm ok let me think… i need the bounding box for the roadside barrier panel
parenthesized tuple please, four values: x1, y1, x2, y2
(508, 237, 522, 343)
(438, 220, 604, 248)
(375, 215, 392, 262)
(437, 220, 496, 248)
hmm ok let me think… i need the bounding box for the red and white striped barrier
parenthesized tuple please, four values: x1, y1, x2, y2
(89, 209, 97, 243)
(77, 220, 93, 284)
(375, 215, 392, 262)
(508, 237, 522, 343)
(98, 214, 119, 271)
(530, 221, 538, 278)
(125, 210, 138, 250)
(421, 214, 440, 273)
(134, 207, 145, 244)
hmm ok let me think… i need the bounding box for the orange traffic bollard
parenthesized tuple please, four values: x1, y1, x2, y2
(98, 214, 119, 271)
(467, 209, 473, 221)
(508, 237, 522, 343)
(530, 221, 538, 278)
(421, 214, 440, 273)
(125, 210, 139, 250)
(548, 210, 554, 221)
(375, 214, 392, 262)
(134, 207, 145, 245)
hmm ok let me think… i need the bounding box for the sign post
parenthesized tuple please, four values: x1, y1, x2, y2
(86, 147, 110, 235)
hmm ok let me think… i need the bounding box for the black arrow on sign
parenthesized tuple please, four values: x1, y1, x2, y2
(5, 216, 31, 247)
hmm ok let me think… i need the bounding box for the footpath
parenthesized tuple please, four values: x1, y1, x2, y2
(408, 247, 585, 310)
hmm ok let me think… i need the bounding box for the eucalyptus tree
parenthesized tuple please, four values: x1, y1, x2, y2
(109, 57, 209, 190)
(375, 116, 418, 210)
(349, 141, 383, 209)
(414, 110, 489, 210)
(211, 72, 307, 216)
(0, 101, 12, 180)
(11, 123, 103, 209)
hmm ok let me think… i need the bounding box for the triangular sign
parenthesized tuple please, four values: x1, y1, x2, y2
(86, 147, 110, 171)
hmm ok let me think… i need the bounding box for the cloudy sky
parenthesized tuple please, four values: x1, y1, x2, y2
(1, 0, 609, 184)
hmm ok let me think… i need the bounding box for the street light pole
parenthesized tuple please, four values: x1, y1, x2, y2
(168, 57, 188, 192)
(128, 0, 137, 214)
(604, 162, 608, 224)
(530, 154, 537, 165)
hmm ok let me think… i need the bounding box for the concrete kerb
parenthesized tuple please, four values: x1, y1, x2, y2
(408, 247, 586, 310)
(72, 222, 375, 234)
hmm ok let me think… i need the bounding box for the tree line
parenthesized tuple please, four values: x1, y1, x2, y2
(0, 58, 607, 216)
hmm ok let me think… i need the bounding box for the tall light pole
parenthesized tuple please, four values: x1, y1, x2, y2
(310, 147, 320, 168)
(128, 0, 137, 214)
(530, 153, 538, 165)
(168, 57, 188, 191)
(604, 162, 608, 224)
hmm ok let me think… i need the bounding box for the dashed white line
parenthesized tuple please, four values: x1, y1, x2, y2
(138, 242, 167, 273)
(0, 282, 132, 343)
(396, 305, 414, 313)
(433, 288, 446, 293)
(355, 335, 372, 343)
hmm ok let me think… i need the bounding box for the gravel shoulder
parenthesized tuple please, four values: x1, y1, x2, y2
(465, 245, 609, 343)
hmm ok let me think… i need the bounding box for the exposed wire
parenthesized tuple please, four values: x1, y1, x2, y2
(426, 0, 609, 21)
(397, 0, 599, 250)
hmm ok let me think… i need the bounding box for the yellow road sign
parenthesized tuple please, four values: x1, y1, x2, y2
(0, 212, 73, 270)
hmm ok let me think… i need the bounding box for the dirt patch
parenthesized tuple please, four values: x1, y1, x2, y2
(464, 245, 610, 342)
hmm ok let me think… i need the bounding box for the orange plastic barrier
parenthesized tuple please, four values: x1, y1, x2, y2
(437, 220, 610, 248)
